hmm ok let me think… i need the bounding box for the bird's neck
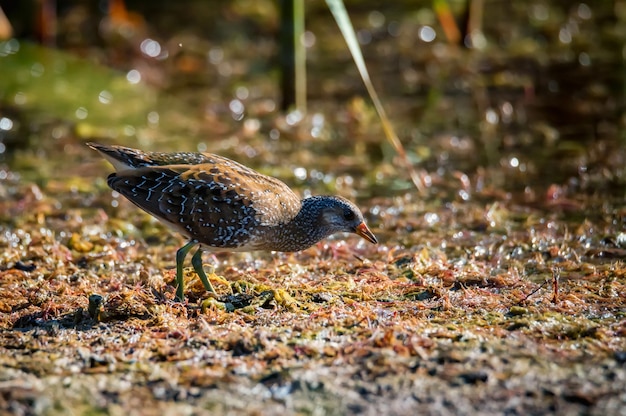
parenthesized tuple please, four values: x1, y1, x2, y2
(264, 197, 331, 252)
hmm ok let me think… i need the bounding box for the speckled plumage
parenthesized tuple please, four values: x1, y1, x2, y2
(88, 143, 377, 300)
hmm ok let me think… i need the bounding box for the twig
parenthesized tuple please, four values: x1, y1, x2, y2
(517, 278, 549, 305)
(551, 267, 560, 303)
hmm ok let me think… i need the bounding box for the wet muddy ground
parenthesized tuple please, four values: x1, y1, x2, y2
(1, 1, 625, 414)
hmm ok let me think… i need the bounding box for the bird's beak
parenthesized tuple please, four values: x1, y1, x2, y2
(355, 222, 378, 244)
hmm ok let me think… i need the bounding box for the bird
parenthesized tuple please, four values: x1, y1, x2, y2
(88, 143, 378, 301)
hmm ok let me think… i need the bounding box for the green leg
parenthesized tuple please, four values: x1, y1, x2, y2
(175, 241, 197, 301)
(191, 248, 217, 294)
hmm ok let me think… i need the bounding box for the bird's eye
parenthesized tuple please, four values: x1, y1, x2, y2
(343, 210, 355, 221)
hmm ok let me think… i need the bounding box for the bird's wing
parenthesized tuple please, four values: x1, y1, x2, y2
(180, 161, 302, 227)
(107, 162, 302, 248)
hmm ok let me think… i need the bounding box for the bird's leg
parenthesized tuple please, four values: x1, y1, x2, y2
(191, 248, 217, 295)
(176, 240, 197, 301)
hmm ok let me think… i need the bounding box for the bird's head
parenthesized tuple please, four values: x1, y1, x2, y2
(307, 196, 378, 244)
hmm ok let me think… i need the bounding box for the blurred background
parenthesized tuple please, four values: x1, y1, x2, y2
(0, 0, 624, 204)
